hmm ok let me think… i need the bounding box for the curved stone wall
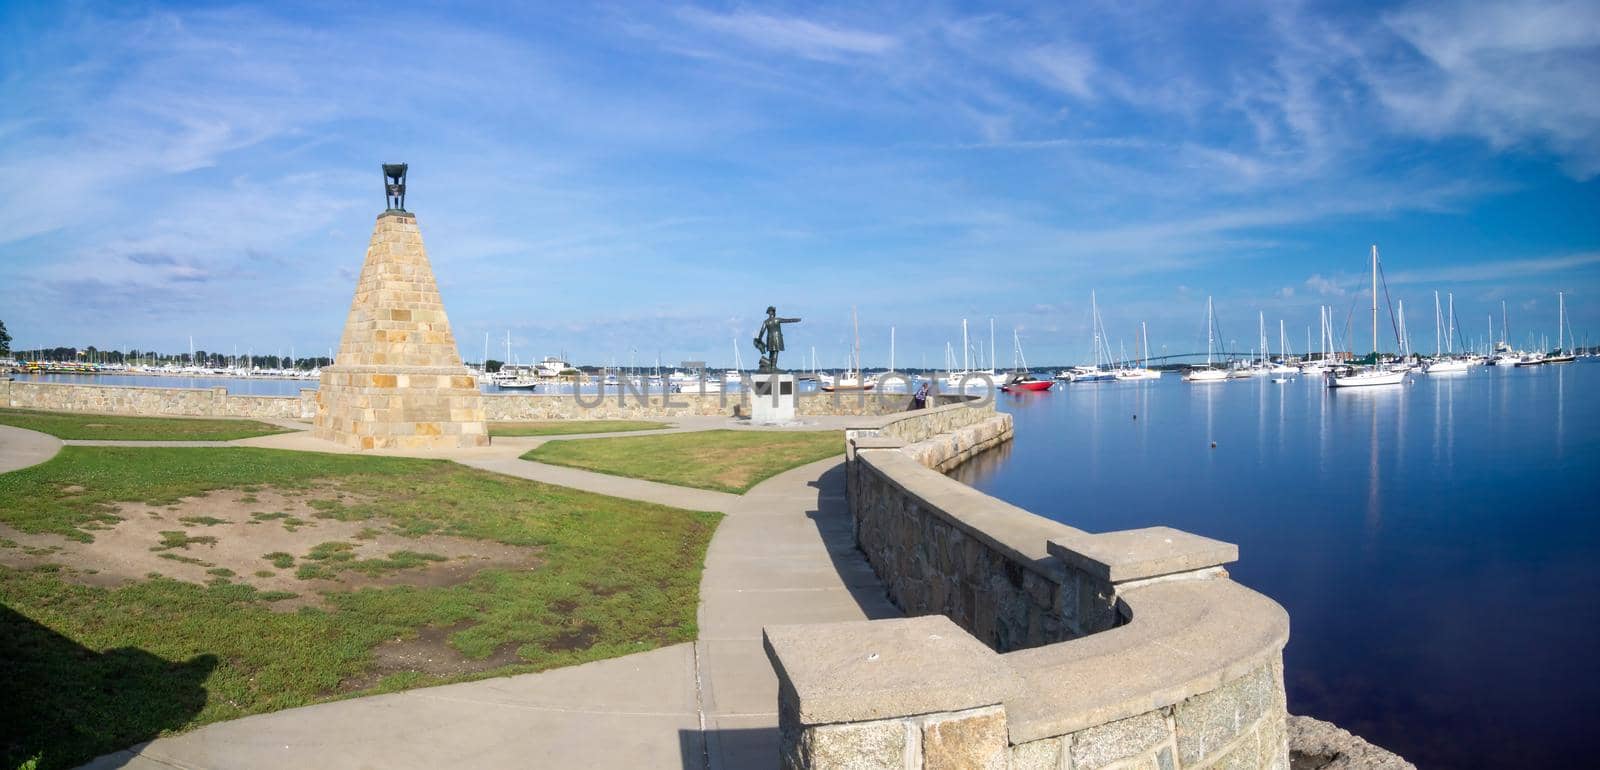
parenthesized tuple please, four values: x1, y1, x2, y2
(766, 404, 1298, 770)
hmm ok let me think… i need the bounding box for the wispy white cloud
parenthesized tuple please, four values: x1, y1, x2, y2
(1016, 43, 1097, 99)
(674, 8, 897, 61)
(1388, 252, 1600, 284)
(1370, 0, 1600, 178)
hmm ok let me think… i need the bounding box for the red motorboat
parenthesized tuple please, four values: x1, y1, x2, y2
(1000, 373, 1053, 392)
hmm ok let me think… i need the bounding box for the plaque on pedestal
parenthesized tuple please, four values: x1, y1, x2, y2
(750, 373, 796, 423)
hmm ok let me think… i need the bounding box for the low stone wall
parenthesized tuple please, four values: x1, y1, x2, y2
(766, 405, 1302, 770)
(0, 380, 925, 422)
(0, 379, 316, 420)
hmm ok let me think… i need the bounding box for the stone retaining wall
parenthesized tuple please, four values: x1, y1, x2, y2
(0, 380, 317, 420)
(0, 380, 932, 422)
(765, 403, 1303, 770)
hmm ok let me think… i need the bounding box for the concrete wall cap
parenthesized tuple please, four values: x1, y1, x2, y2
(851, 437, 907, 450)
(857, 449, 1089, 578)
(1049, 527, 1239, 583)
(764, 615, 1014, 726)
(1000, 578, 1289, 744)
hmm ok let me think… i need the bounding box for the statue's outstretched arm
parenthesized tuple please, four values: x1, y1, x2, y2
(778, 317, 802, 324)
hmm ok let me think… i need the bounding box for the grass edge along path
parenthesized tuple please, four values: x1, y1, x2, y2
(523, 429, 844, 494)
(488, 419, 671, 437)
(0, 407, 289, 442)
(0, 446, 721, 770)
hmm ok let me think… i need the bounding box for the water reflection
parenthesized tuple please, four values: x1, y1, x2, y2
(956, 364, 1600, 769)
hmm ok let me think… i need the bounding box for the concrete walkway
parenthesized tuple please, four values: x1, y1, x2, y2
(459, 456, 742, 514)
(67, 449, 895, 769)
(0, 424, 62, 473)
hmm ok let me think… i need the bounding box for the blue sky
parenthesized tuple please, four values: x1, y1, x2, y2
(2, 0, 1597, 367)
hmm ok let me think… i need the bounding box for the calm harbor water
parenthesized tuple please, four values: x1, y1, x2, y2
(952, 362, 1600, 769)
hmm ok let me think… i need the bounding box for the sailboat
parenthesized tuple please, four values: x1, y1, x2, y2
(492, 330, 538, 389)
(1545, 291, 1577, 364)
(1184, 297, 1229, 383)
(1425, 291, 1469, 373)
(1300, 307, 1334, 375)
(724, 338, 745, 384)
(1066, 292, 1118, 382)
(944, 319, 990, 390)
(822, 306, 875, 392)
(1001, 330, 1053, 392)
(1115, 322, 1162, 379)
(1329, 245, 1407, 388)
(1269, 319, 1297, 374)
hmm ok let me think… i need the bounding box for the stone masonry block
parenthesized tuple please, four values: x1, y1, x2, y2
(1069, 711, 1171, 770)
(1174, 663, 1277, 766)
(801, 719, 907, 770)
(922, 706, 1006, 770)
(1008, 736, 1064, 770)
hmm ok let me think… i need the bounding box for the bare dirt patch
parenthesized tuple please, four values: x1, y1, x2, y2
(338, 621, 526, 692)
(0, 487, 542, 608)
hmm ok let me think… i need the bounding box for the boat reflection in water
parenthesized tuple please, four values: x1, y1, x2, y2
(950, 363, 1599, 770)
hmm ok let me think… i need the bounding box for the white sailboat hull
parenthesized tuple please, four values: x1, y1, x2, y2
(1184, 368, 1229, 383)
(1425, 359, 1470, 374)
(1329, 369, 1407, 388)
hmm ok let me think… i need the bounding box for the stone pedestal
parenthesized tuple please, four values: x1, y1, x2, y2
(314, 211, 489, 450)
(750, 373, 796, 423)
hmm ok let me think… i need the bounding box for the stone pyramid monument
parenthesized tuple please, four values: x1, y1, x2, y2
(314, 166, 488, 449)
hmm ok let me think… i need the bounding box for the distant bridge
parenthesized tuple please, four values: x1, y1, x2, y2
(1052, 351, 1351, 370)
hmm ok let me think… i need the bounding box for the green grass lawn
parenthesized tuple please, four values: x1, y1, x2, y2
(0, 447, 720, 770)
(0, 408, 289, 441)
(523, 429, 843, 493)
(488, 419, 670, 437)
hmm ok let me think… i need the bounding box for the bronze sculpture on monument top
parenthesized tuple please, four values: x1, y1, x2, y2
(383, 163, 408, 212)
(753, 306, 801, 373)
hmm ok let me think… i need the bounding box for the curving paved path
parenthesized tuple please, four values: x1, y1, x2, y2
(63, 444, 895, 769)
(0, 425, 63, 473)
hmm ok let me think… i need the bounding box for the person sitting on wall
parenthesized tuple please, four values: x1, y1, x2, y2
(911, 381, 930, 409)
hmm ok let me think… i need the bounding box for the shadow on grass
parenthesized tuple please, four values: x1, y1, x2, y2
(0, 604, 216, 770)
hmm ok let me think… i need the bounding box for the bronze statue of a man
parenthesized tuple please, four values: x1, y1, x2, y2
(753, 306, 801, 373)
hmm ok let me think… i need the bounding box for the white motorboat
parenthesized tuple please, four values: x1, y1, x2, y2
(492, 365, 538, 389)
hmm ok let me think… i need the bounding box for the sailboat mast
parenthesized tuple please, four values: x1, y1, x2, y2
(1447, 293, 1456, 354)
(1559, 291, 1566, 352)
(1143, 322, 1150, 368)
(989, 318, 996, 374)
(890, 326, 895, 372)
(1206, 296, 1214, 366)
(962, 319, 969, 372)
(1092, 292, 1100, 369)
(851, 306, 861, 376)
(1371, 244, 1379, 359)
(1259, 311, 1267, 364)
